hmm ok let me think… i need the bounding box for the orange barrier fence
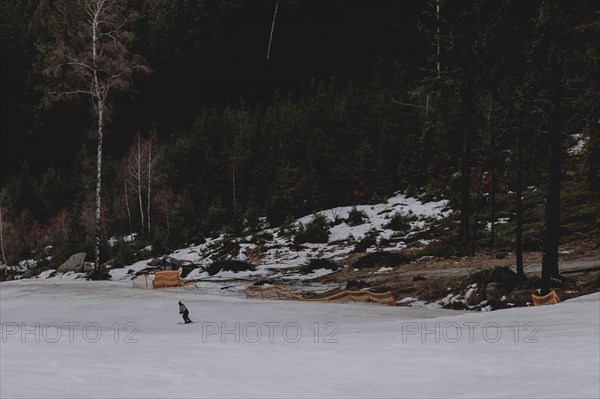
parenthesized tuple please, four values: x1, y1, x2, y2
(131, 271, 198, 291)
(531, 290, 561, 306)
(153, 270, 181, 289)
(246, 284, 395, 306)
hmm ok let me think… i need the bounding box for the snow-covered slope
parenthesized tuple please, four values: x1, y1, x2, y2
(105, 192, 451, 283)
(1, 279, 598, 398)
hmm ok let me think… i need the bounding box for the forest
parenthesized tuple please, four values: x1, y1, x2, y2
(0, 0, 598, 288)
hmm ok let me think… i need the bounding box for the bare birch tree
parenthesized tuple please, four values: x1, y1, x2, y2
(126, 132, 159, 234)
(43, 0, 149, 278)
(128, 133, 147, 232)
(146, 131, 159, 233)
(124, 181, 133, 235)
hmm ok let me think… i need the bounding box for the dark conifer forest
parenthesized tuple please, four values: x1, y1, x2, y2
(1, 1, 598, 284)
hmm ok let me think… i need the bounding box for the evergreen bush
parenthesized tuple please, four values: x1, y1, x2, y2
(384, 213, 411, 233)
(294, 214, 330, 244)
(346, 207, 367, 226)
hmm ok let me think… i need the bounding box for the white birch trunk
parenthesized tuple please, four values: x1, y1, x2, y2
(137, 134, 145, 232)
(125, 181, 132, 235)
(95, 104, 103, 273)
(92, 1, 103, 275)
(147, 137, 152, 234)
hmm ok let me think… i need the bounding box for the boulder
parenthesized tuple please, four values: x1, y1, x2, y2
(57, 253, 86, 273)
(301, 258, 340, 274)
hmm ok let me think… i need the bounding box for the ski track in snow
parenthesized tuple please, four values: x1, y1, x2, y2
(1, 280, 599, 398)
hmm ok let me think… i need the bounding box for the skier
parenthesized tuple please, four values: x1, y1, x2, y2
(179, 301, 192, 324)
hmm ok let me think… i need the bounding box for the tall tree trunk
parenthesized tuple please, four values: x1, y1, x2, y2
(471, 167, 484, 256)
(232, 158, 237, 214)
(0, 203, 7, 265)
(92, 5, 102, 277)
(489, 165, 496, 252)
(460, 79, 473, 248)
(147, 137, 152, 234)
(541, 57, 562, 294)
(588, 130, 599, 191)
(43, 0, 149, 277)
(488, 95, 496, 252)
(136, 135, 145, 232)
(436, 0, 441, 79)
(515, 112, 524, 278)
(125, 181, 132, 235)
(165, 197, 170, 233)
(94, 99, 104, 277)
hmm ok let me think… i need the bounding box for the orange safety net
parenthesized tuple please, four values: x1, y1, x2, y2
(131, 271, 198, 290)
(531, 290, 561, 306)
(153, 270, 181, 289)
(246, 284, 395, 306)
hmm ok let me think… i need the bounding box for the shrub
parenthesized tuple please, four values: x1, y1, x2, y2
(251, 231, 274, 244)
(212, 237, 240, 260)
(21, 259, 53, 279)
(418, 279, 450, 302)
(346, 207, 367, 226)
(110, 241, 137, 268)
(466, 266, 522, 288)
(206, 260, 256, 276)
(150, 234, 170, 257)
(243, 206, 262, 234)
(352, 229, 378, 252)
(279, 215, 299, 239)
(294, 214, 330, 244)
(203, 200, 230, 235)
(418, 239, 453, 258)
(352, 252, 412, 269)
(266, 195, 290, 228)
(87, 266, 111, 281)
(384, 213, 411, 233)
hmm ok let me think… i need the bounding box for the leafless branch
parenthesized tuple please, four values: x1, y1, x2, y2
(391, 97, 434, 111)
(47, 89, 94, 97)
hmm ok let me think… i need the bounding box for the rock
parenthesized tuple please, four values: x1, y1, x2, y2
(495, 251, 509, 259)
(57, 253, 86, 273)
(302, 258, 340, 274)
(485, 282, 508, 302)
(206, 260, 255, 276)
(148, 258, 161, 267)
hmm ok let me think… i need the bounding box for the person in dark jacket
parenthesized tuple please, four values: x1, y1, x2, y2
(179, 301, 192, 323)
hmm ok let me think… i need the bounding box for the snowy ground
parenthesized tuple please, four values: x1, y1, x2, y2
(1, 280, 598, 398)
